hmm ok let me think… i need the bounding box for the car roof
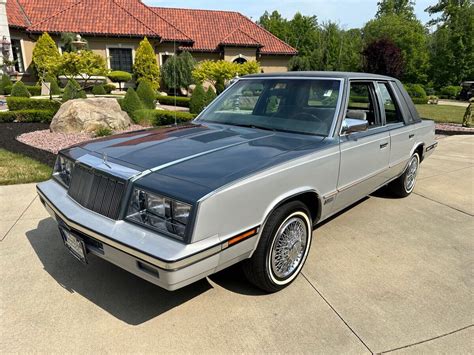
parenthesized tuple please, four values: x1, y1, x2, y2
(244, 71, 396, 81)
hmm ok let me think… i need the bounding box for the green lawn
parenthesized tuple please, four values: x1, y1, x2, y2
(415, 104, 466, 124)
(0, 149, 52, 185)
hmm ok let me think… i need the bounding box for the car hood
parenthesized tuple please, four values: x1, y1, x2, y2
(72, 123, 328, 191)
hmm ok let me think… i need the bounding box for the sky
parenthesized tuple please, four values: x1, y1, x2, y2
(144, 0, 435, 29)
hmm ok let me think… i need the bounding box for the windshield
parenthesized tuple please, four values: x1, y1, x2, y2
(197, 78, 342, 136)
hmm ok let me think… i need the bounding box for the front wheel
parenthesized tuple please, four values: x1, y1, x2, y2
(389, 152, 420, 197)
(242, 201, 312, 293)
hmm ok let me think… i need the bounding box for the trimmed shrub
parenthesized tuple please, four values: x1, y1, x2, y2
(104, 83, 116, 94)
(404, 84, 427, 99)
(136, 80, 156, 109)
(108, 71, 132, 90)
(121, 88, 144, 121)
(189, 83, 206, 114)
(7, 97, 61, 113)
(27, 85, 41, 96)
(411, 97, 428, 104)
(0, 111, 15, 122)
(439, 86, 462, 100)
(156, 95, 190, 107)
(0, 109, 55, 123)
(133, 109, 196, 126)
(3, 85, 41, 96)
(62, 79, 86, 102)
(45, 74, 61, 95)
(92, 84, 107, 95)
(11, 81, 31, 98)
(0, 74, 12, 95)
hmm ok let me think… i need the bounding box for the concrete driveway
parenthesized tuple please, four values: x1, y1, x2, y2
(1, 136, 472, 353)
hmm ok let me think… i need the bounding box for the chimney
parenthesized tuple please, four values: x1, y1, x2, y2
(0, 0, 12, 75)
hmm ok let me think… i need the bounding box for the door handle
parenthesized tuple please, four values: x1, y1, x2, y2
(380, 142, 389, 149)
(409, 134, 415, 139)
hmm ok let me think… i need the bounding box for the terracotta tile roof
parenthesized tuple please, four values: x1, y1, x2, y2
(6, 0, 296, 55)
(220, 28, 261, 47)
(6, 0, 31, 28)
(153, 7, 297, 55)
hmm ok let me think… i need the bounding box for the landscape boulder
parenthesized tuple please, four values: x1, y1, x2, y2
(50, 98, 132, 133)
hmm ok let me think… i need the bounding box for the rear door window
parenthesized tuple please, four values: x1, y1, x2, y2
(377, 82, 403, 125)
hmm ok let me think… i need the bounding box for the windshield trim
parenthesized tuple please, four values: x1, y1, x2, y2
(194, 77, 345, 137)
(203, 121, 328, 137)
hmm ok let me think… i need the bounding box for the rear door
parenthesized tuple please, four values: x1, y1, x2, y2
(376, 81, 414, 177)
(333, 80, 391, 212)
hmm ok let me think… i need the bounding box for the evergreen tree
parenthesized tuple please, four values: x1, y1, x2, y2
(136, 80, 156, 109)
(189, 84, 207, 114)
(32, 32, 61, 81)
(45, 74, 61, 95)
(121, 88, 144, 121)
(133, 37, 160, 90)
(0, 74, 12, 95)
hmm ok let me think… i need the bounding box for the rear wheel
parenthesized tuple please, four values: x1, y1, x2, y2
(242, 201, 312, 293)
(389, 152, 420, 197)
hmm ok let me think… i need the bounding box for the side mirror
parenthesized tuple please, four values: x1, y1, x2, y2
(341, 118, 369, 135)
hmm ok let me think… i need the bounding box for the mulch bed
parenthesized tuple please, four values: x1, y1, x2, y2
(0, 123, 56, 167)
(435, 123, 473, 135)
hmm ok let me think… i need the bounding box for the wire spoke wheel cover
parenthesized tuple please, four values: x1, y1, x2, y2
(269, 212, 309, 281)
(404, 154, 419, 193)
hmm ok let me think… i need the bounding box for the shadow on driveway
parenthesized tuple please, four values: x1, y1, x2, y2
(26, 218, 212, 325)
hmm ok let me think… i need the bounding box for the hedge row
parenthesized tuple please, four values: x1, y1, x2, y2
(3, 85, 41, 96)
(411, 97, 428, 104)
(133, 109, 196, 126)
(0, 109, 55, 123)
(7, 97, 61, 114)
(157, 95, 190, 107)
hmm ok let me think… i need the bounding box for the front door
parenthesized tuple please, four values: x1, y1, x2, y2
(333, 81, 390, 212)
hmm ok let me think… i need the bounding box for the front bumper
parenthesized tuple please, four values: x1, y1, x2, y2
(37, 180, 258, 290)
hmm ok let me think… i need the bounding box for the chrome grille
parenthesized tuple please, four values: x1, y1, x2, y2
(68, 164, 126, 220)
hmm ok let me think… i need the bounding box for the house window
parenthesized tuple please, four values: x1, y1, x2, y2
(109, 48, 133, 72)
(233, 57, 247, 64)
(11, 39, 24, 73)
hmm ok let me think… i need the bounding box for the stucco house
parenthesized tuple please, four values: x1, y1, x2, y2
(1, 0, 296, 83)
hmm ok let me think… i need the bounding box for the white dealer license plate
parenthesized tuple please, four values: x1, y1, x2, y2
(62, 228, 87, 264)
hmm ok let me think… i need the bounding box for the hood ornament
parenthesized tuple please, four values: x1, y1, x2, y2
(102, 153, 111, 168)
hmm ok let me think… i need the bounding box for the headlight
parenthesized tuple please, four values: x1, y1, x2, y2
(126, 188, 192, 240)
(53, 155, 74, 187)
